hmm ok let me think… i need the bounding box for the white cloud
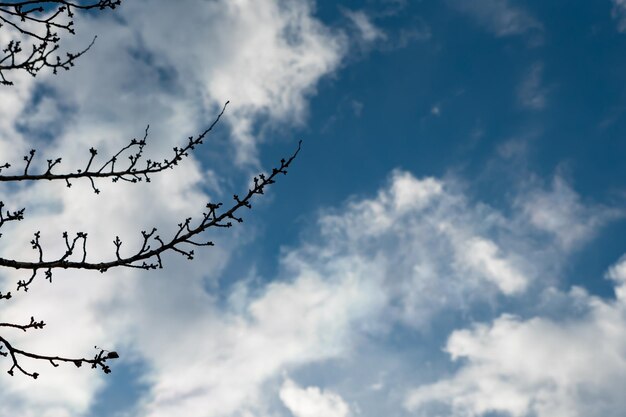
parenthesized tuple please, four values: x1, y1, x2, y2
(2, 2, 623, 417)
(607, 255, 626, 300)
(0, 145, 214, 416)
(0, 0, 348, 414)
(447, 0, 542, 39)
(276, 169, 611, 335)
(0, 138, 617, 417)
(35, 0, 347, 166)
(454, 236, 527, 295)
(132, 270, 378, 417)
(0, 25, 39, 165)
(121, 169, 546, 415)
(311, 172, 531, 321)
(405, 258, 626, 417)
(280, 378, 351, 417)
(1, 28, 621, 409)
(612, 0, 626, 32)
(124, 0, 346, 165)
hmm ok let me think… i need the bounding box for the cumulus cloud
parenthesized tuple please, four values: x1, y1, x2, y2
(0, 121, 617, 417)
(607, 255, 626, 299)
(0, 0, 348, 414)
(447, 0, 542, 39)
(302, 169, 616, 325)
(280, 379, 351, 417)
(1, 26, 619, 410)
(130, 269, 378, 417)
(0, 141, 214, 416)
(123, 169, 552, 415)
(405, 255, 626, 417)
(123, 0, 346, 165)
(3, 2, 624, 417)
(30, 0, 346, 166)
(306, 171, 534, 326)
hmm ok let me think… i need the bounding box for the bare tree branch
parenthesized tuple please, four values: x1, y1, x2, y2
(0, 0, 121, 85)
(0, 139, 302, 292)
(0, 335, 118, 378)
(0, 316, 45, 331)
(0, 123, 302, 377)
(0, 101, 230, 192)
(0, 0, 301, 383)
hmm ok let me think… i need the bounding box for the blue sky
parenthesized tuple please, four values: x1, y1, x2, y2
(1, 1, 626, 416)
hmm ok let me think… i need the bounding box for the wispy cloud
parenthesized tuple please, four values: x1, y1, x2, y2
(515, 175, 622, 250)
(344, 9, 387, 43)
(342, 7, 430, 53)
(447, 0, 542, 41)
(612, 0, 626, 32)
(518, 62, 548, 110)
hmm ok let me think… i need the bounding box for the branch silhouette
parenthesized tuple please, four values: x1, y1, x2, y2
(0, 0, 121, 85)
(0, 107, 301, 377)
(0, 335, 118, 379)
(0, 0, 130, 380)
(0, 0, 300, 383)
(0, 135, 301, 293)
(0, 101, 230, 192)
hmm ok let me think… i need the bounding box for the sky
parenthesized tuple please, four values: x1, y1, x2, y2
(1, 0, 626, 416)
